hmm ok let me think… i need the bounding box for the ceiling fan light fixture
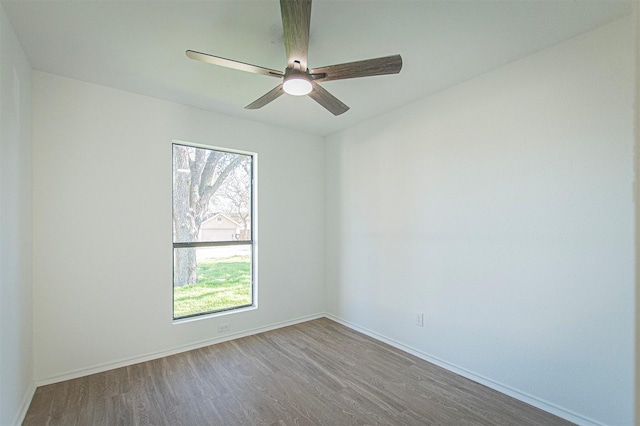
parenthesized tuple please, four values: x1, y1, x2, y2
(283, 74, 312, 96)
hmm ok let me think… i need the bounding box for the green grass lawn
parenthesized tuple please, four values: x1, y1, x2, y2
(173, 255, 251, 318)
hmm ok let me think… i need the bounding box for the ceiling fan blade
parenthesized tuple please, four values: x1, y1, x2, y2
(280, 0, 311, 71)
(186, 50, 283, 78)
(311, 54, 402, 82)
(245, 85, 285, 109)
(308, 82, 349, 116)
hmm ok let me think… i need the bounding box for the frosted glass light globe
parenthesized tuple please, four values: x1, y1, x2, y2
(283, 77, 312, 96)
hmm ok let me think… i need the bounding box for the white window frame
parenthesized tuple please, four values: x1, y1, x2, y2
(172, 140, 258, 323)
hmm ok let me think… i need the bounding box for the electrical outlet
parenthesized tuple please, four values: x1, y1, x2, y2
(218, 323, 230, 333)
(415, 312, 424, 327)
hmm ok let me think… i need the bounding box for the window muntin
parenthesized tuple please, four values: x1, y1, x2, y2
(172, 143, 254, 319)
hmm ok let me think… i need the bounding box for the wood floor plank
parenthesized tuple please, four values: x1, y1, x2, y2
(23, 318, 574, 425)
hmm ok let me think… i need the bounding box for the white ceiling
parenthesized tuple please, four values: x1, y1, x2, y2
(2, 0, 633, 136)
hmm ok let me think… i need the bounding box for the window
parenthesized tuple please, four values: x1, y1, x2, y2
(172, 143, 255, 320)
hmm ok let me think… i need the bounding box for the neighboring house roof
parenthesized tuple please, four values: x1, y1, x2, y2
(201, 213, 240, 230)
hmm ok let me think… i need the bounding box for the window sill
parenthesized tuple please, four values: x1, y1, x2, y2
(172, 304, 257, 325)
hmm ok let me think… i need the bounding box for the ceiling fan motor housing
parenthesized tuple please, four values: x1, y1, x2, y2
(282, 62, 312, 96)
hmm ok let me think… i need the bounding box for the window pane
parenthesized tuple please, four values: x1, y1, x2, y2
(173, 144, 252, 243)
(173, 245, 252, 319)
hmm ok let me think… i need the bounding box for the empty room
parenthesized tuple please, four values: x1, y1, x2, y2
(1, 0, 638, 425)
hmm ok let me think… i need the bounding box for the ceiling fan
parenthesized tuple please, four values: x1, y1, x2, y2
(186, 0, 403, 116)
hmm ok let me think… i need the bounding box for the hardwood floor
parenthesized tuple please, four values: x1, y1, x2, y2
(24, 318, 573, 425)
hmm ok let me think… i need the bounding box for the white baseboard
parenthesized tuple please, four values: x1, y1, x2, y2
(324, 313, 603, 426)
(13, 381, 36, 426)
(35, 312, 324, 387)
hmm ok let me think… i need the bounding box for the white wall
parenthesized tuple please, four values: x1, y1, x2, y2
(32, 72, 325, 383)
(635, 5, 640, 425)
(0, 3, 33, 425)
(325, 16, 635, 426)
